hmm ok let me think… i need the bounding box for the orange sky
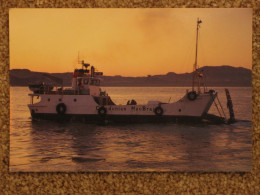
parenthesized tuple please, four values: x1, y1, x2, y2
(9, 8, 252, 76)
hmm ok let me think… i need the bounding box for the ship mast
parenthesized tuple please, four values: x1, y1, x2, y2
(192, 18, 202, 93)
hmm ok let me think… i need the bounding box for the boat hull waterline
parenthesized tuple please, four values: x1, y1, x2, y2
(28, 92, 217, 123)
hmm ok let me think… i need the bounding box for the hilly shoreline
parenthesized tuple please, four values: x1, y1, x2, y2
(10, 65, 251, 87)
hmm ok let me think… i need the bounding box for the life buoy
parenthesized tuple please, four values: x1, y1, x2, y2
(154, 106, 163, 116)
(98, 106, 107, 116)
(56, 103, 67, 114)
(187, 91, 197, 101)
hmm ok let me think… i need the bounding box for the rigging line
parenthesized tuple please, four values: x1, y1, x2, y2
(200, 30, 205, 69)
(216, 95, 226, 119)
(199, 30, 206, 68)
(203, 73, 208, 92)
(213, 98, 222, 118)
(197, 26, 200, 69)
(181, 26, 197, 74)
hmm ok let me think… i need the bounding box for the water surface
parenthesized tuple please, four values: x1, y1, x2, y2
(10, 87, 252, 172)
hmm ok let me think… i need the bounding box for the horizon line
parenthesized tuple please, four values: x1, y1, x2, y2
(10, 65, 252, 77)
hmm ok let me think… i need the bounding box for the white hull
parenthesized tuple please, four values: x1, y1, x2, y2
(28, 92, 216, 119)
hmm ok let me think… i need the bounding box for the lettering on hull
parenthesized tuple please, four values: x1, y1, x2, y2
(105, 106, 154, 112)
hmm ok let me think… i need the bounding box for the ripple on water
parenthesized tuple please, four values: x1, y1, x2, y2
(10, 87, 252, 172)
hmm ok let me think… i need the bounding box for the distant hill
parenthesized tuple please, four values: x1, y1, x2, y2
(10, 65, 251, 87)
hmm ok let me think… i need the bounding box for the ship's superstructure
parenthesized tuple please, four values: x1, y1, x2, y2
(28, 58, 218, 123)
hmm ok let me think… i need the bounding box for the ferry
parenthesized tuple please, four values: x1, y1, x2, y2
(28, 19, 233, 124)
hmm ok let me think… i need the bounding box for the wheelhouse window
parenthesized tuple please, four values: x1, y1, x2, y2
(90, 79, 100, 86)
(90, 79, 95, 85)
(77, 78, 82, 85)
(84, 79, 89, 85)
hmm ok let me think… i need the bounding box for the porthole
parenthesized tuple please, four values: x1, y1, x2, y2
(59, 98, 62, 102)
(74, 99, 77, 102)
(48, 98, 50, 102)
(179, 109, 181, 112)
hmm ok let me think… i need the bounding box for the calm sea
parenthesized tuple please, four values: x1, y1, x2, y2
(10, 87, 252, 172)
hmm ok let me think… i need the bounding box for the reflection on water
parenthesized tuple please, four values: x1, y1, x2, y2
(10, 87, 252, 172)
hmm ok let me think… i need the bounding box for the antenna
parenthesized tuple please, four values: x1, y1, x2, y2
(194, 18, 202, 72)
(78, 51, 80, 64)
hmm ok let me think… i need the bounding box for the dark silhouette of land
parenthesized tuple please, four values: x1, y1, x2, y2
(10, 65, 251, 87)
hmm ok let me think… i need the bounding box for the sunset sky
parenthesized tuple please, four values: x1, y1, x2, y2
(9, 8, 252, 76)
